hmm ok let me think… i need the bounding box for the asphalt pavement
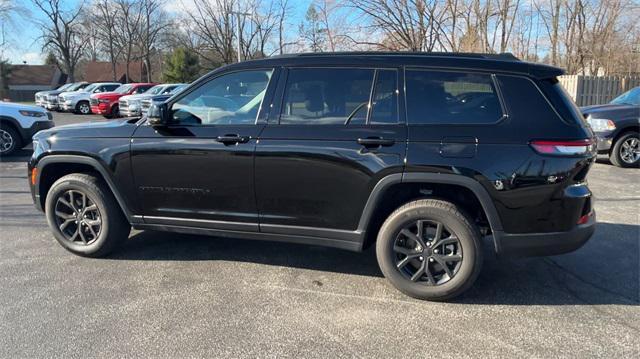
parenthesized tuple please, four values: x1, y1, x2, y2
(0, 111, 638, 358)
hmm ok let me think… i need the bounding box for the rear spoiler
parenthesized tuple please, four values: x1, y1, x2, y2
(528, 63, 565, 80)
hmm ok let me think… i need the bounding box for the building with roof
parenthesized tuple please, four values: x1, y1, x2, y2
(4, 64, 67, 102)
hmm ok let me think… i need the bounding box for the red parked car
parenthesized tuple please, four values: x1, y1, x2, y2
(90, 83, 157, 118)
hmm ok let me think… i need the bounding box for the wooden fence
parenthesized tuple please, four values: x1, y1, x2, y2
(558, 75, 640, 106)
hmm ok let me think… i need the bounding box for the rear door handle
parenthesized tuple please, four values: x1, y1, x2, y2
(216, 134, 250, 144)
(357, 137, 395, 147)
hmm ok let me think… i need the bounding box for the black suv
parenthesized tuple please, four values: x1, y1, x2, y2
(29, 53, 596, 301)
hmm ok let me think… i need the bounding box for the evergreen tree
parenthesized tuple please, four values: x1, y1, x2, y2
(162, 47, 201, 83)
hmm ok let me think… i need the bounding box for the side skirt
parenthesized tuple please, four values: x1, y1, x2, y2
(132, 223, 364, 252)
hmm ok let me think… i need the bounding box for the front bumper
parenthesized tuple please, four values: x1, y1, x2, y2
(594, 131, 614, 153)
(494, 212, 596, 257)
(60, 101, 76, 111)
(91, 103, 110, 115)
(120, 107, 141, 117)
(44, 102, 59, 110)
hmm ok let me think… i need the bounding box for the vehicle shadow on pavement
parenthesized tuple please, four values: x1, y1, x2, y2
(110, 222, 638, 306)
(0, 149, 32, 163)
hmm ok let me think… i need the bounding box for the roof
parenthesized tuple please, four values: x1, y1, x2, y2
(82, 61, 147, 83)
(7, 65, 64, 86)
(226, 52, 564, 80)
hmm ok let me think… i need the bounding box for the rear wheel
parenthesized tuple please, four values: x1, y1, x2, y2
(610, 132, 640, 168)
(376, 199, 483, 301)
(45, 173, 130, 257)
(0, 124, 21, 156)
(75, 101, 91, 115)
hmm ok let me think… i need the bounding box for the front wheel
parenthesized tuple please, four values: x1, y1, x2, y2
(0, 125, 21, 156)
(45, 173, 130, 257)
(75, 101, 91, 115)
(376, 199, 483, 301)
(610, 132, 640, 168)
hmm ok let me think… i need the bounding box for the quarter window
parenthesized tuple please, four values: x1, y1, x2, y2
(171, 69, 273, 125)
(406, 70, 502, 124)
(280, 68, 374, 125)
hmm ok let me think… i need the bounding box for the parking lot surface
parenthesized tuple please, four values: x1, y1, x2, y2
(1, 111, 638, 358)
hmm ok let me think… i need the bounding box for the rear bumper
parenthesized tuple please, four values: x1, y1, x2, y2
(494, 212, 596, 257)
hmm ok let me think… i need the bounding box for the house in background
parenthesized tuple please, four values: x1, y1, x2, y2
(4, 65, 67, 102)
(82, 61, 149, 83)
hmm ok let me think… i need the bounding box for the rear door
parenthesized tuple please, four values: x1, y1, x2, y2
(255, 67, 407, 235)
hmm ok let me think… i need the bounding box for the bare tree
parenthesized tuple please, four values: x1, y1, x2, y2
(138, 0, 170, 81)
(32, 0, 87, 81)
(93, 0, 121, 81)
(113, 0, 143, 82)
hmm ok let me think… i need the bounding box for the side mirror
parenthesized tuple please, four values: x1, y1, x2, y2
(147, 103, 169, 126)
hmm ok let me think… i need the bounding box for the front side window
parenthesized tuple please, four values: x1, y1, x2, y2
(171, 69, 273, 125)
(280, 68, 375, 125)
(406, 70, 502, 124)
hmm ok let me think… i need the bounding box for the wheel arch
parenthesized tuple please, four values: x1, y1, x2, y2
(357, 172, 504, 251)
(36, 155, 135, 223)
(612, 124, 639, 145)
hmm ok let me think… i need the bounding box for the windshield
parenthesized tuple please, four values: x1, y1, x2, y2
(610, 87, 640, 106)
(170, 84, 187, 94)
(114, 84, 133, 94)
(145, 85, 165, 95)
(56, 83, 72, 91)
(68, 83, 87, 91)
(82, 84, 98, 93)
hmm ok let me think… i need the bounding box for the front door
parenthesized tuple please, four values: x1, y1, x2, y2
(131, 69, 276, 230)
(255, 67, 407, 235)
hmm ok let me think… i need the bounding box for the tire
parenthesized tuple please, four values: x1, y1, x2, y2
(45, 173, 130, 257)
(609, 132, 640, 168)
(376, 199, 483, 301)
(75, 101, 91, 115)
(0, 124, 22, 156)
(110, 105, 120, 118)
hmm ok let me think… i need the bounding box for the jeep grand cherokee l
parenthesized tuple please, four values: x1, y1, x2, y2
(28, 53, 596, 301)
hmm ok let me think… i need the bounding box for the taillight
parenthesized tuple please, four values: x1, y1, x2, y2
(530, 139, 594, 156)
(577, 211, 593, 225)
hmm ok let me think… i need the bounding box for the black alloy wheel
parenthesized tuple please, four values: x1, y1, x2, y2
(54, 189, 102, 245)
(393, 220, 463, 285)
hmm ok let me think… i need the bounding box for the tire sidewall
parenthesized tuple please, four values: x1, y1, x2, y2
(76, 101, 91, 115)
(45, 177, 113, 256)
(376, 202, 482, 300)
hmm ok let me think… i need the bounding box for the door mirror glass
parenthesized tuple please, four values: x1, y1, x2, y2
(147, 103, 167, 126)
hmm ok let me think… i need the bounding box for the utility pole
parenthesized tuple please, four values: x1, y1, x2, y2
(231, 10, 251, 63)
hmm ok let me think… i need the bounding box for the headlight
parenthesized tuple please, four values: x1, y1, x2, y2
(587, 117, 616, 132)
(98, 99, 110, 103)
(19, 110, 46, 118)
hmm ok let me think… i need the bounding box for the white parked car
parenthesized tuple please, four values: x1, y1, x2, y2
(119, 84, 184, 117)
(58, 82, 121, 114)
(0, 102, 54, 155)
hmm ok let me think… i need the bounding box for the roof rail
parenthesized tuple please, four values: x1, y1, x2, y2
(273, 51, 521, 62)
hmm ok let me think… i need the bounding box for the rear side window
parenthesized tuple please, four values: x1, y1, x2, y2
(406, 70, 503, 124)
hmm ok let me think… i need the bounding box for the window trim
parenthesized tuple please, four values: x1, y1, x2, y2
(161, 67, 276, 127)
(276, 66, 401, 126)
(403, 67, 508, 126)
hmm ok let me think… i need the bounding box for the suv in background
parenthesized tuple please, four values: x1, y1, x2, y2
(140, 84, 188, 115)
(119, 84, 183, 117)
(90, 83, 156, 118)
(0, 102, 54, 155)
(28, 53, 596, 301)
(35, 83, 74, 107)
(59, 82, 121, 114)
(41, 82, 90, 111)
(581, 86, 640, 167)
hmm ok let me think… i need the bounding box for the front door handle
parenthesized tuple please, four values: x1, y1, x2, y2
(357, 137, 395, 147)
(216, 134, 250, 144)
